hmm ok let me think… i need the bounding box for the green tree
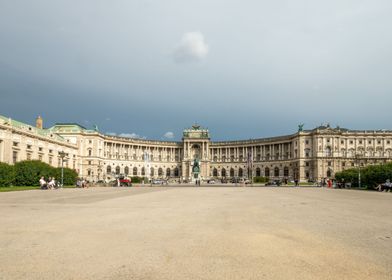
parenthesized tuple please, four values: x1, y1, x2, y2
(0, 162, 15, 187)
(14, 160, 55, 186)
(54, 167, 78, 186)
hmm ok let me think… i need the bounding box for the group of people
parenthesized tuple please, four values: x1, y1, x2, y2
(76, 178, 88, 188)
(39, 176, 59, 190)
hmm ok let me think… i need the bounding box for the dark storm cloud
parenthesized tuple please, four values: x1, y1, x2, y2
(1, 0, 392, 140)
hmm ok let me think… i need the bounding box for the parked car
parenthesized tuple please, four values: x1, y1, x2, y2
(265, 180, 281, 186)
(207, 179, 216, 184)
(152, 179, 165, 185)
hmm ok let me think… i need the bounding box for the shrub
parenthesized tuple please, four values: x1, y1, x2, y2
(253, 176, 268, 183)
(335, 162, 392, 189)
(130, 176, 144, 183)
(54, 167, 78, 186)
(14, 160, 55, 186)
(0, 162, 15, 187)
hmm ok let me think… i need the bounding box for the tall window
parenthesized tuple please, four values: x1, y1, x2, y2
(284, 167, 289, 177)
(133, 167, 138, 176)
(256, 167, 261, 177)
(238, 168, 243, 177)
(220, 168, 225, 177)
(13, 151, 18, 163)
(124, 166, 129, 175)
(115, 166, 120, 174)
(265, 167, 270, 177)
(213, 168, 218, 177)
(230, 168, 235, 177)
(166, 168, 171, 177)
(107, 165, 111, 174)
(274, 167, 279, 177)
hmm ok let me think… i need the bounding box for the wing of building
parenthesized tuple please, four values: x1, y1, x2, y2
(1, 115, 392, 182)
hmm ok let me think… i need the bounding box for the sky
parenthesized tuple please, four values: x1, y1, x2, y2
(1, 0, 392, 141)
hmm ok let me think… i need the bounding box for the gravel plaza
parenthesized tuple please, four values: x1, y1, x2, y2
(0, 186, 391, 280)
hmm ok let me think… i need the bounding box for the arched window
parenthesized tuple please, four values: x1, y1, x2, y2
(124, 166, 129, 175)
(88, 149, 92, 156)
(284, 167, 289, 177)
(150, 167, 154, 176)
(115, 166, 120, 175)
(213, 168, 218, 177)
(238, 168, 243, 177)
(166, 168, 171, 177)
(133, 167, 137, 176)
(141, 167, 145, 176)
(274, 167, 279, 177)
(256, 167, 261, 177)
(325, 146, 332, 157)
(158, 168, 163, 176)
(106, 165, 111, 174)
(230, 168, 235, 177)
(221, 168, 226, 177)
(265, 167, 270, 177)
(174, 167, 179, 177)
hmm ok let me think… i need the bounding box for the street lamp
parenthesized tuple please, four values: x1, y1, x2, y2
(59, 151, 66, 187)
(354, 154, 362, 189)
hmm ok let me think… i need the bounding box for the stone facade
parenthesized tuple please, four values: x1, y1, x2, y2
(1, 115, 392, 182)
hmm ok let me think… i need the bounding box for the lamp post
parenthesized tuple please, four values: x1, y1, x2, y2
(59, 151, 66, 187)
(354, 154, 361, 189)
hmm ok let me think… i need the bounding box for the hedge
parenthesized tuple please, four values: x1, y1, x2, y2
(0, 160, 78, 187)
(0, 162, 15, 187)
(335, 162, 392, 189)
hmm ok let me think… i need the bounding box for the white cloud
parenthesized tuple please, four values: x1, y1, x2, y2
(173, 32, 209, 63)
(119, 132, 145, 139)
(105, 132, 145, 139)
(163, 131, 174, 139)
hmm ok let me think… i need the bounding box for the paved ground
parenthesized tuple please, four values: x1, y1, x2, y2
(0, 186, 391, 280)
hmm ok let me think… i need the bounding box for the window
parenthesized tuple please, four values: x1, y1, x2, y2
(328, 161, 332, 166)
(133, 167, 138, 176)
(38, 155, 42, 161)
(238, 168, 243, 177)
(368, 141, 372, 144)
(12, 151, 18, 163)
(88, 161, 92, 165)
(387, 140, 391, 144)
(284, 167, 289, 177)
(106, 165, 111, 174)
(27, 145, 32, 149)
(13, 142, 18, 147)
(124, 166, 129, 175)
(26, 153, 31, 160)
(256, 167, 261, 177)
(49, 157, 52, 165)
(88, 149, 92, 156)
(166, 168, 171, 177)
(305, 162, 309, 167)
(221, 168, 226, 177)
(39, 147, 43, 152)
(87, 170, 91, 176)
(305, 140, 309, 145)
(378, 140, 381, 144)
(89, 140, 92, 144)
(342, 162, 345, 167)
(359, 140, 362, 144)
(265, 167, 270, 177)
(341, 140, 344, 144)
(350, 140, 353, 144)
(49, 149, 53, 154)
(230, 168, 235, 177)
(115, 166, 120, 174)
(274, 167, 279, 177)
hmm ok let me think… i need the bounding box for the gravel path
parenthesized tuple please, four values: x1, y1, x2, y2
(0, 186, 391, 280)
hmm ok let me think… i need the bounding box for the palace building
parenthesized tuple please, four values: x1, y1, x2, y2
(1, 114, 392, 182)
